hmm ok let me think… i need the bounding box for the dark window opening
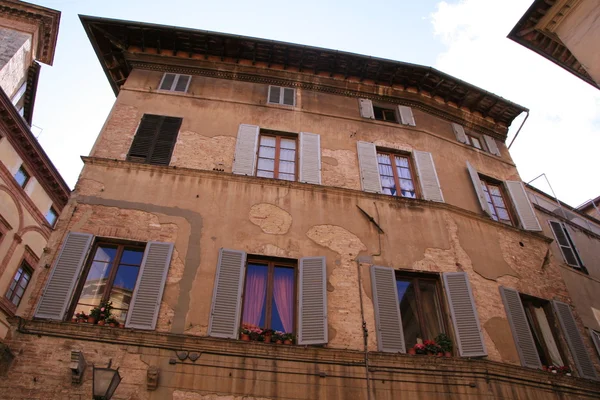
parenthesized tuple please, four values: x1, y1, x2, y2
(373, 106, 397, 123)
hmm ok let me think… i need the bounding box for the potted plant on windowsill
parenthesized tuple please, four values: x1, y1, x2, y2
(272, 331, 284, 344)
(239, 326, 251, 341)
(282, 333, 294, 345)
(90, 300, 113, 326)
(262, 329, 274, 344)
(106, 317, 118, 328)
(435, 333, 453, 357)
(424, 340, 442, 356)
(413, 343, 427, 355)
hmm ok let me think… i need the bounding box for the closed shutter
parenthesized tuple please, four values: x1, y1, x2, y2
(128, 114, 182, 166)
(148, 117, 182, 165)
(359, 99, 375, 119)
(413, 151, 444, 202)
(443, 272, 487, 357)
(357, 141, 382, 193)
(128, 114, 162, 162)
(371, 265, 405, 353)
(505, 181, 542, 231)
(452, 123, 469, 144)
(483, 135, 500, 156)
(232, 124, 259, 176)
(298, 257, 328, 345)
(553, 301, 598, 380)
(34, 232, 93, 320)
(549, 221, 582, 268)
(268, 86, 281, 104)
(590, 329, 600, 358)
(499, 287, 542, 369)
(299, 132, 321, 185)
(125, 242, 174, 330)
(282, 88, 295, 106)
(159, 73, 176, 90)
(208, 249, 246, 339)
(466, 162, 493, 218)
(397, 106, 416, 126)
(174, 75, 191, 93)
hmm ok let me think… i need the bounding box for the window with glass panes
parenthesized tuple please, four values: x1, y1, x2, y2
(480, 180, 513, 225)
(14, 166, 30, 188)
(377, 152, 417, 198)
(256, 134, 296, 181)
(71, 243, 145, 324)
(6, 261, 32, 307)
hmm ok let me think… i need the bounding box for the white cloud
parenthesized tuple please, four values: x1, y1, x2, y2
(431, 0, 600, 207)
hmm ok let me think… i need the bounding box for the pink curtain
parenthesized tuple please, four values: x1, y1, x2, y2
(273, 271, 294, 333)
(242, 268, 267, 327)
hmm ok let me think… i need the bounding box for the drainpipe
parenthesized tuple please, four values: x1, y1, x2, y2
(508, 110, 529, 150)
(356, 258, 372, 400)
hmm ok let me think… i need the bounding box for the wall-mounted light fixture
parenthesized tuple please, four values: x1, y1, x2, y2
(92, 359, 121, 400)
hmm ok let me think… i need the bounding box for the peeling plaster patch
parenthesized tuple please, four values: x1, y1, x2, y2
(173, 392, 275, 400)
(306, 225, 366, 258)
(484, 317, 520, 365)
(255, 243, 300, 259)
(249, 203, 292, 234)
(322, 156, 338, 166)
(171, 132, 236, 172)
(321, 149, 361, 190)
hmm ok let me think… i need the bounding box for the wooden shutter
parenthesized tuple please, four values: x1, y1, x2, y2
(549, 221, 582, 268)
(466, 161, 493, 218)
(125, 242, 174, 330)
(483, 135, 500, 156)
(357, 141, 382, 193)
(553, 301, 598, 380)
(499, 287, 542, 369)
(208, 249, 246, 339)
(299, 132, 321, 185)
(371, 265, 405, 353)
(443, 272, 487, 357)
(452, 123, 469, 144)
(397, 105, 416, 126)
(268, 86, 281, 104)
(148, 116, 182, 165)
(590, 329, 600, 358)
(159, 73, 176, 90)
(174, 75, 191, 93)
(34, 232, 93, 320)
(282, 88, 295, 106)
(413, 150, 444, 202)
(505, 181, 542, 231)
(128, 114, 162, 162)
(359, 99, 375, 119)
(128, 115, 182, 166)
(298, 257, 328, 345)
(232, 124, 259, 176)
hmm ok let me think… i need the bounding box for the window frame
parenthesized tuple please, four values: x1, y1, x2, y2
(14, 165, 30, 188)
(376, 149, 420, 199)
(267, 85, 296, 106)
(466, 134, 487, 152)
(45, 206, 58, 227)
(549, 221, 586, 271)
(158, 73, 192, 93)
(5, 260, 33, 308)
(255, 131, 298, 181)
(373, 105, 399, 123)
(480, 177, 515, 226)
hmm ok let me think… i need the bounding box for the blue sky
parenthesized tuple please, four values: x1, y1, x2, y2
(29, 0, 599, 207)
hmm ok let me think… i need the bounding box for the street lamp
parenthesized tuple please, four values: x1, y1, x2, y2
(92, 360, 121, 400)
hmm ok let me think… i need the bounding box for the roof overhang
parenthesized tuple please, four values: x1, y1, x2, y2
(80, 15, 528, 129)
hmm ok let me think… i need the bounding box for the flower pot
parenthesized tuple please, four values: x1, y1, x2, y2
(109, 323, 116, 328)
(408, 348, 416, 355)
(542, 366, 548, 371)
(437, 352, 444, 357)
(71, 318, 77, 323)
(444, 351, 452, 358)
(119, 324, 124, 328)
(276, 340, 282, 344)
(284, 339, 292, 345)
(77, 319, 84, 323)
(97, 320, 105, 326)
(240, 333, 250, 341)
(427, 352, 435, 356)
(264, 335, 272, 344)
(88, 317, 96, 324)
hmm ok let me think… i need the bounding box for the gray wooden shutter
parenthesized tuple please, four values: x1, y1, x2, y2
(298, 257, 328, 345)
(499, 287, 542, 369)
(397, 105, 416, 126)
(357, 141, 382, 194)
(443, 272, 487, 357)
(371, 265, 405, 353)
(232, 124, 259, 176)
(590, 329, 600, 358)
(359, 99, 375, 119)
(299, 132, 321, 185)
(452, 123, 469, 144)
(268, 86, 281, 104)
(466, 161, 493, 218)
(34, 232, 93, 320)
(483, 135, 500, 156)
(208, 249, 246, 339)
(125, 241, 174, 330)
(505, 181, 542, 231)
(553, 301, 598, 380)
(159, 73, 176, 90)
(549, 221, 582, 268)
(413, 150, 444, 202)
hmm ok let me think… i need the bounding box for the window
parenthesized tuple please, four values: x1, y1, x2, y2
(256, 133, 297, 181)
(267, 86, 295, 106)
(158, 73, 191, 93)
(396, 273, 446, 348)
(549, 221, 586, 271)
(241, 258, 296, 335)
(377, 151, 417, 198)
(373, 106, 398, 123)
(14, 165, 30, 188)
(11, 80, 27, 116)
(5, 261, 32, 307)
(70, 242, 145, 324)
(359, 99, 416, 126)
(45, 207, 58, 227)
(480, 179, 513, 226)
(127, 114, 182, 165)
(466, 134, 485, 151)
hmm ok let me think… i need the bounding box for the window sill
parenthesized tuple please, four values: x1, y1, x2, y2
(0, 297, 17, 317)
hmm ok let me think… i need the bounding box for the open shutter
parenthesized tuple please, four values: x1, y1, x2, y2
(499, 287, 542, 369)
(443, 272, 487, 357)
(466, 161, 493, 218)
(208, 249, 246, 339)
(232, 124, 259, 176)
(298, 257, 327, 345)
(371, 265, 405, 353)
(553, 301, 598, 380)
(590, 329, 600, 358)
(359, 99, 375, 119)
(505, 181, 542, 231)
(397, 106, 416, 126)
(125, 242, 174, 330)
(452, 123, 469, 144)
(299, 132, 321, 185)
(549, 221, 582, 268)
(148, 116, 182, 166)
(174, 75, 191, 93)
(413, 151, 444, 202)
(34, 232, 93, 320)
(483, 135, 500, 156)
(159, 73, 176, 90)
(268, 86, 281, 104)
(357, 141, 382, 193)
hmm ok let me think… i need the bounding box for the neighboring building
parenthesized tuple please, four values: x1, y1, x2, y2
(508, 0, 600, 88)
(1, 15, 599, 399)
(0, 0, 69, 342)
(577, 196, 600, 220)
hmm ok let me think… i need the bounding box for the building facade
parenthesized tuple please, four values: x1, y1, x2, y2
(1, 15, 599, 399)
